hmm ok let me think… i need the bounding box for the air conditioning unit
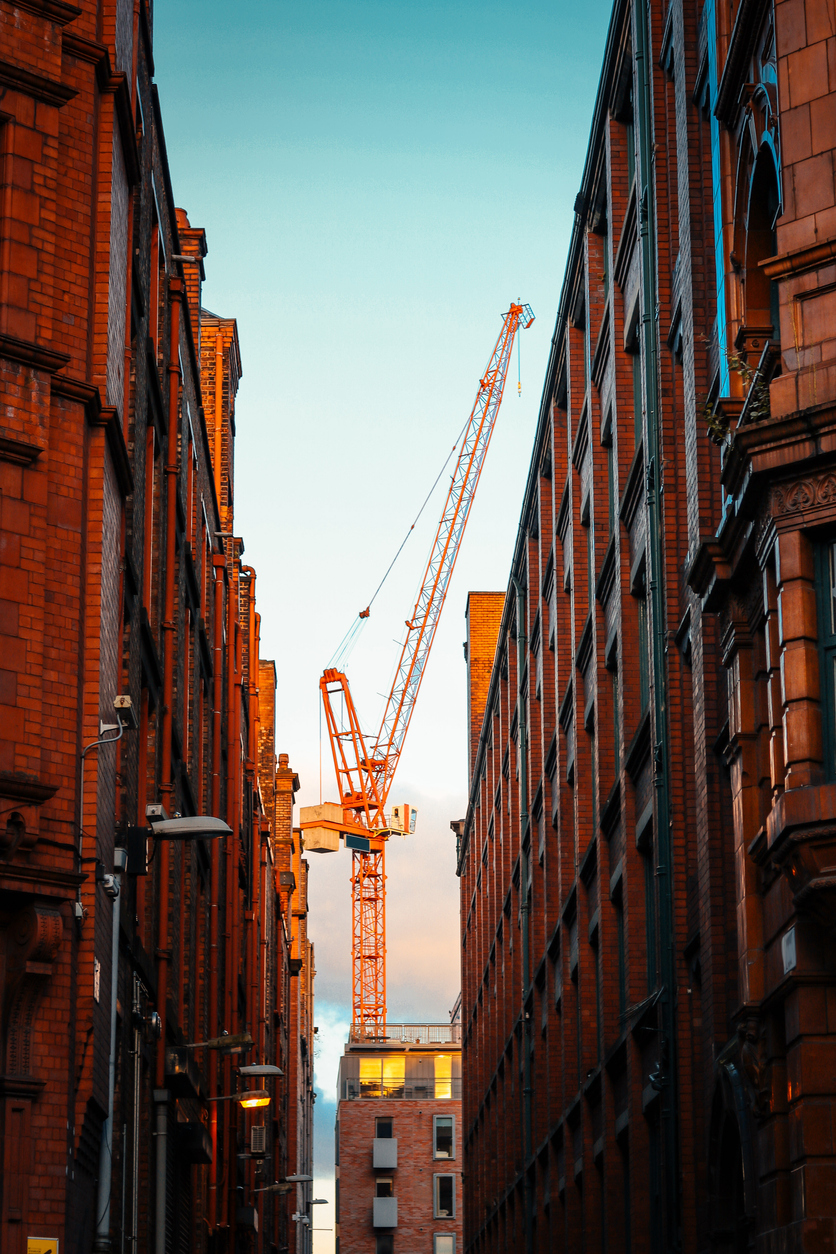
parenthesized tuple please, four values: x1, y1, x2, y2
(251, 1125, 267, 1158)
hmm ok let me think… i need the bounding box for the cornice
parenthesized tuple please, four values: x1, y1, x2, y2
(0, 332, 70, 374)
(0, 435, 42, 465)
(0, 57, 77, 107)
(761, 236, 836, 280)
(51, 376, 134, 497)
(7, 0, 81, 23)
(61, 32, 107, 64)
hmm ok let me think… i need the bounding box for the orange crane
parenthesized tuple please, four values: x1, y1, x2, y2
(301, 302, 534, 1036)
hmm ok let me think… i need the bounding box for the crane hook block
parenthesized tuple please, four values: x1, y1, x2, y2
(359, 607, 370, 619)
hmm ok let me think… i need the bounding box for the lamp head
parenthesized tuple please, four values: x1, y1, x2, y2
(237, 1089, 270, 1109)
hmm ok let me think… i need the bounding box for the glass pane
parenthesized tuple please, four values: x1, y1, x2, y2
(382, 1056, 405, 1098)
(829, 543, 836, 634)
(375, 1117, 393, 1138)
(434, 1054, 452, 1100)
(376, 1179, 393, 1198)
(436, 1175, 454, 1217)
(435, 1117, 453, 1158)
(360, 1057, 381, 1097)
(435, 1238, 455, 1254)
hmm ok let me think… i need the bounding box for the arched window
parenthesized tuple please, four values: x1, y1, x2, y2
(743, 146, 781, 345)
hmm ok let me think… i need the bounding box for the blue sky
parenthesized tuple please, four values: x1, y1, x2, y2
(153, 1, 612, 1245)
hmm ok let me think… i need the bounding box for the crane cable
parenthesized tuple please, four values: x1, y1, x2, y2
(328, 410, 471, 671)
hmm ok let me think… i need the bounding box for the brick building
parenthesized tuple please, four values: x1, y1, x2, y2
(335, 1026, 463, 1254)
(0, 3, 313, 1253)
(457, 0, 836, 1252)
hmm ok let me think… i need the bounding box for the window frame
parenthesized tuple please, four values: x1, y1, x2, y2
(815, 539, 836, 780)
(375, 1116, 393, 1139)
(433, 1173, 456, 1219)
(433, 1114, 456, 1161)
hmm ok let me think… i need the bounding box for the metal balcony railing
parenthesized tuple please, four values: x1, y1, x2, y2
(348, 1023, 461, 1045)
(341, 1078, 462, 1101)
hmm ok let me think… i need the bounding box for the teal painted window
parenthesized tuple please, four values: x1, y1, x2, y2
(643, 853, 657, 993)
(815, 541, 836, 779)
(603, 225, 610, 301)
(632, 353, 643, 447)
(638, 595, 649, 713)
(626, 115, 635, 189)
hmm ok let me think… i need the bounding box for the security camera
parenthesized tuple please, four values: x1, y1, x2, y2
(113, 694, 139, 731)
(100, 873, 120, 900)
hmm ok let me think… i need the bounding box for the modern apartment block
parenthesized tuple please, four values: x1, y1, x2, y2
(0, 2, 313, 1251)
(335, 1025, 463, 1254)
(457, 0, 836, 1252)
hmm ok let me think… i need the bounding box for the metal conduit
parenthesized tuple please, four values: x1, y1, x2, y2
(634, 0, 680, 1244)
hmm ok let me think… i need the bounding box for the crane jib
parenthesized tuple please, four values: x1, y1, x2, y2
(311, 302, 534, 1034)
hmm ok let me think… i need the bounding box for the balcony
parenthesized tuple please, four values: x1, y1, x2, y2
(373, 1138, 398, 1169)
(341, 1078, 462, 1101)
(373, 1197, 398, 1228)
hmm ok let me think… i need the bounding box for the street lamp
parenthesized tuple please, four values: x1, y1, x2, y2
(207, 1089, 270, 1109)
(239, 1063, 283, 1077)
(183, 1032, 254, 1054)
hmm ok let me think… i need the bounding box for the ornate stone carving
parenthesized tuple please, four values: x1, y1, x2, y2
(769, 471, 836, 521)
(3, 903, 63, 1076)
(738, 1015, 770, 1118)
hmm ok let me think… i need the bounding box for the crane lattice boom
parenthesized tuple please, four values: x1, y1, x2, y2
(317, 302, 534, 1035)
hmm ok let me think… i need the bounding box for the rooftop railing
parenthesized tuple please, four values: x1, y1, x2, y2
(348, 1023, 462, 1045)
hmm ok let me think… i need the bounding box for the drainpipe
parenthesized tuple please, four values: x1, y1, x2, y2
(509, 572, 533, 1254)
(209, 554, 225, 1228)
(156, 275, 183, 1254)
(224, 559, 241, 1234)
(635, 0, 679, 1246)
(93, 850, 127, 1251)
(214, 334, 224, 509)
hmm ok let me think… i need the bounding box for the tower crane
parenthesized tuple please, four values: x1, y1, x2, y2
(301, 302, 534, 1037)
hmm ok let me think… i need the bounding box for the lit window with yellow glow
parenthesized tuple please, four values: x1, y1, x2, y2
(435, 1054, 452, 1099)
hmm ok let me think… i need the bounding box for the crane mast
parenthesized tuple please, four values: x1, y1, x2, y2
(315, 302, 534, 1036)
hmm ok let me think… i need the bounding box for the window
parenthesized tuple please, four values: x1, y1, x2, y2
(375, 1117, 393, 1139)
(361, 1056, 405, 1099)
(632, 352, 643, 447)
(816, 540, 836, 778)
(433, 1174, 455, 1218)
(434, 1237, 456, 1254)
(376, 1237, 394, 1254)
(434, 1054, 452, 1100)
(376, 1178, 393, 1198)
(434, 1115, 455, 1160)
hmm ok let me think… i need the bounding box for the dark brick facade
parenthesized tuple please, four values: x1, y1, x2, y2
(458, 1, 836, 1253)
(0, 3, 313, 1252)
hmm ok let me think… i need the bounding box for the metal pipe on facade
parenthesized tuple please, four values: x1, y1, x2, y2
(130, 976, 142, 1254)
(635, 0, 679, 1243)
(214, 334, 224, 508)
(510, 572, 534, 1254)
(153, 1090, 168, 1254)
(155, 275, 183, 1253)
(93, 854, 126, 1251)
(209, 553, 225, 1228)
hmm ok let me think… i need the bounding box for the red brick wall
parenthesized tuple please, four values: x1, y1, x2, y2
(466, 592, 505, 785)
(338, 1097, 463, 1254)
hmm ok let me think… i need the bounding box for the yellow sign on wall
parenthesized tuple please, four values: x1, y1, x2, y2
(28, 1239, 59, 1254)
